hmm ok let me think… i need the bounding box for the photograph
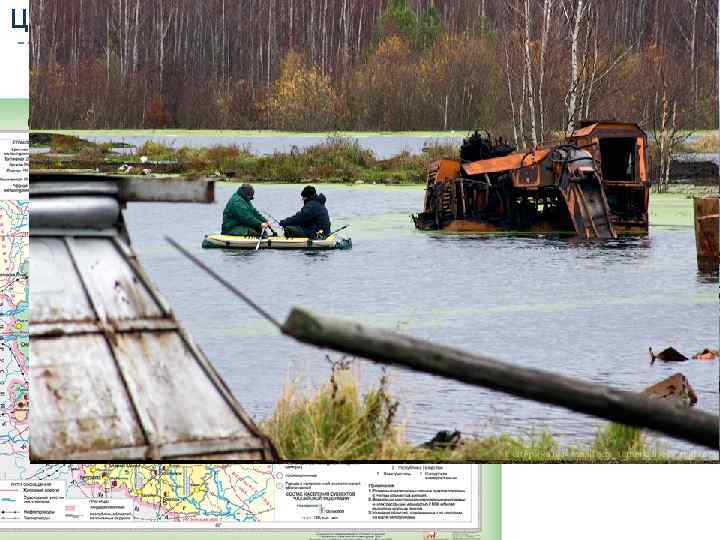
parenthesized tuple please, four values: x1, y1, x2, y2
(27, 0, 719, 466)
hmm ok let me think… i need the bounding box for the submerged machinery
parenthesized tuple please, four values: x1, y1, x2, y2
(412, 121, 650, 238)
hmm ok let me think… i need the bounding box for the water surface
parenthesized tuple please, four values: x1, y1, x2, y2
(124, 184, 718, 458)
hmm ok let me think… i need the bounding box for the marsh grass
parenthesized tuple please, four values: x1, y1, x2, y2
(675, 133, 719, 153)
(33, 133, 447, 183)
(420, 139, 461, 161)
(49, 134, 92, 154)
(260, 358, 401, 460)
(75, 145, 104, 161)
(174, 144, 255, 172)
(135, 140, 178, 160)
(236, 136, 454, 183)
(261, 363, 693, 462)
(175, 135, 432, 183)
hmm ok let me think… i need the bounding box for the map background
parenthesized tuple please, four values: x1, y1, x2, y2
(0, 463, 500, 539)
(0, 148, 498, 537)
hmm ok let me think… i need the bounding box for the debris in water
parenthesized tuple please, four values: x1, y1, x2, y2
(641, 373, 698, 407)
(649, 347, 689, 365)
(420, 430, 462, 450)
(693, 197, 719, 274)
(692, 348, 720, 361)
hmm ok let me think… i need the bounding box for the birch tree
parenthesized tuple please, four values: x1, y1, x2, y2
(561, 0, 591, 133)
(27, 0, 720, 133)
(522, 0, 538, 146)
(537, 0, 554, 140)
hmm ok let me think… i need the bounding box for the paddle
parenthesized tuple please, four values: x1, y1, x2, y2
(257, 209, 281, 237)
(326, 225, 349, 238)
(262, 210, 282, 227)
(254, 228, 266, 251)
(259, 209, 283, 229)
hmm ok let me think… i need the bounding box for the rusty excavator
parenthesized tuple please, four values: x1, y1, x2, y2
(412, 121, 650, 238)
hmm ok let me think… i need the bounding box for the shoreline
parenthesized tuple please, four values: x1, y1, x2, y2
(258, 364, 716, 462)
(29, 128, 720, 139)
(31, 128, 477, 139)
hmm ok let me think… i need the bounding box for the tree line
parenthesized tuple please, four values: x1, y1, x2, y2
(30, 0, 718, 145)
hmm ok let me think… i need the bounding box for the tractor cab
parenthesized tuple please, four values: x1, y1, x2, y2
(566, 121, 650, 234)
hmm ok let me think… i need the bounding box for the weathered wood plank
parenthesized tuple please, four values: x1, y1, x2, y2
(31, 237, 95, 322)
(120, 176, 215, 203)
(69, 237, 165, 321)
(113, 332, 258, 449)
(693, 197, 719, 273)
(52, 449, 269, 462)
(30, 335, 146, 460)
(282, 308, 719, 449)
(30, 172, 215, 203)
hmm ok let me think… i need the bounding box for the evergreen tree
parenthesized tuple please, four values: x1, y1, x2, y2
(373, 0, 441, 51)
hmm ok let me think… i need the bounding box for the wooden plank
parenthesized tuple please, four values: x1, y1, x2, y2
(31, 237, 95, 322)
(30, 319, 179, 337)
(54, 450, 269, 462)
(112, 332, 257, 449)
(282, 308, 719, 449)
(186, 451, 267, 461)
(30, 335, 145, 460)
(69, 237, 165, 321)
(148, 437, 275, 458)
(30, 172, 215, 203)
(693, 197, 719, 273)
(32, 330, 277, 461)
(120, 176, 215, 204)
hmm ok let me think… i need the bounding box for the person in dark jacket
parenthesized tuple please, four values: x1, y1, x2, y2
(221, 184, 270, 236)
(280, 186, 332, 239)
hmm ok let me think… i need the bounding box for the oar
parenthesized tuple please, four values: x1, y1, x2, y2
(259, 209, 283, 228)
(258, 210, 281, 237)
(326, 225, 349, 237)
(255, 229, 265, 251)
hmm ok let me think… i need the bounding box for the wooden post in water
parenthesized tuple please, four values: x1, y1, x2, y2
(693, 197, 719, 273)
(282, 308, 719, 449)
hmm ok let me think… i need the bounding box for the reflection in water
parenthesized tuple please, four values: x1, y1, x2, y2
(125, 184, 718, 458)
(225, 249, 261, 259)
(557, 236, 653, 263)
(563, 236, 653, 250)
(696, 269, 719, 284)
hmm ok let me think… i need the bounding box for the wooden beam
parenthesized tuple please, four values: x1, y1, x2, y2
(30, 172, 215, 203)
(694, 197, 719, 273)
(282, 308, 719, 450)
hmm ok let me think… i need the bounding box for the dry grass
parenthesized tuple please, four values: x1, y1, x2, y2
(259, 362, 693, 462)
(260, 359, 402, 460)
(676, 133, 719, 153)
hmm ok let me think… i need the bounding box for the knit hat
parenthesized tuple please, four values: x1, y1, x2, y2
(239, 184, 255, 200)
(300, 185, 316, 199)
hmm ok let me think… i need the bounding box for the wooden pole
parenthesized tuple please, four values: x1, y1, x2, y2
(282, 308, 719, 449)
(693, 197, 719, 273)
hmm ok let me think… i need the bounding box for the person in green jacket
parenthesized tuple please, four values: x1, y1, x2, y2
(221, 184, 270, 236)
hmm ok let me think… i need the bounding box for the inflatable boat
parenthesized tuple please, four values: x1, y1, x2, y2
(202, 233, 351, 250)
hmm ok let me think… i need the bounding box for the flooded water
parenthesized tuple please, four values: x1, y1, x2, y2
(84, 134, 464, 159)
(124, 184, 718, 458)
(76, 132, 718, 161)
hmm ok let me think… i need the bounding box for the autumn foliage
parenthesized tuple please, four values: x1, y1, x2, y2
(29, 0, 718, 135)
(144, 97, 171, 129)
(262, 52, 341, 131)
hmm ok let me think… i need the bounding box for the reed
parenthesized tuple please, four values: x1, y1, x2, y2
(260, 363, 699, 462)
